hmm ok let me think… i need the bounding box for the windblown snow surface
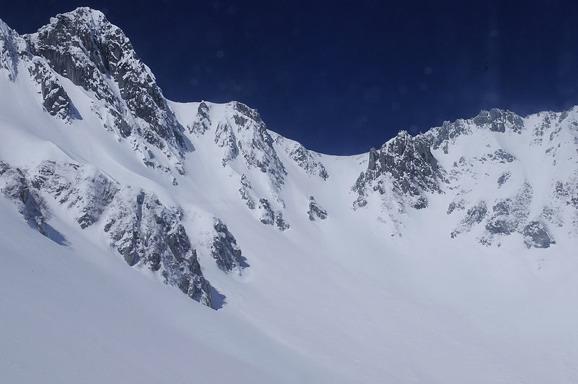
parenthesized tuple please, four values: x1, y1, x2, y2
(1, 8, 578, 384)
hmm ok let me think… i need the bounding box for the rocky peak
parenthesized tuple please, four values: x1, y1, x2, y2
(29, 7, 127, 79)
(214, 101, 287, 189)
(1, 17, 82, 121)
(355, 130, 443, 209)
(24, 7, 188, 174)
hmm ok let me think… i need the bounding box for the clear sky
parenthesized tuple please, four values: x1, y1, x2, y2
(3, 0, 578, 154)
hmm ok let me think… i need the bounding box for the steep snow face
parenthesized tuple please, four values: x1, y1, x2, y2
(1, 7, 578, 384)
(0, 197, 341, 384)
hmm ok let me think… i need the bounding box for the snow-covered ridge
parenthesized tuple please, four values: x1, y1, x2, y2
(1, 8, 578, 383)
(1, 7, 577, 304)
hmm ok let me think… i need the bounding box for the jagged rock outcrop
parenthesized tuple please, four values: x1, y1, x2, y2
(448, 180, 565, 248)
(238, 174, 257, 209)
(21, 7, 187, 175)
(354, 131, 442, 209)
(258, 198, 290, 230)
(0, 18, 80, 121)
(190, 101, 211, 134)
(0, 159, 217, 308)
(307, 196, 327, 221)
(352, 106, 577, 248)
(450, 201, 487, 238)
(29, 59, 81, 121)
(235, 173, 290, 230)
(522, 220, 555, 248)
(485, 183, 533, 236)
(215, 120, 240, 166)
(288, 144, 329, 179)
(211, 219, 247, 273)
(0, 162, 49, 235)
(186, 101, 287, 190)
(0, 19, 20, 80)
(551, 177, 578, 234)
(103, 189, 213, 306)
(227, 102, 287, 188)
(497, 172, 511, 187)
(30, 161, 118, 228)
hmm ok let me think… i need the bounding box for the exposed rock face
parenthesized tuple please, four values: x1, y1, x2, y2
(288, 145, 329, 179)
(235, 173, 290, 230)
(0, 159, 216, 308)
(485, 183, 533, 236)
(307, 196, 327, 221)
(177, 101, 311, 229)
(191, 101, 211, 134)
(487, 149, 516, 163)
(211, 219, 247, 273)
(28, 59, 81, 121)
(351, 106, 577, 247)
(187, 101, 288, 190)
(451, 201, 488, 238)
(497, 172, 511, 187)
(238, 174, 257, 209)
(215, 121, 240, 166)
(354, 131, 442, 209)
(448, 183, 538, 244)
(258, 198, 290, 230)
(23, 7, 188, 175)
(30, 161, 118, 229)
(103, 189, 213, 306)
(552, 177, 578, 234)
(1, 19, 80, 121)
(522, 221, 555, 248)
(228, 102, 287, 189)
(427, 119, 472, 153)
(0, 162, 48, 235)
(0, 19, 20, 80)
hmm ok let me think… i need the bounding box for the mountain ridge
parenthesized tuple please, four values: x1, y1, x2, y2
(1, 7, 578, 384)
(1, 7, 577, 304)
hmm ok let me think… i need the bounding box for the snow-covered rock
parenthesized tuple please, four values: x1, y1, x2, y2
(1, 7, 578, 384)
(211, 219, 247, 273)
(353, 130, 442, 210)
(0, 161, 49, 236)
(307, 196, 327, 221)
(102, 188, 214, 306)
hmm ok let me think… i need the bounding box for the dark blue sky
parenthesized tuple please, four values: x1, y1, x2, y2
(3, 0, 578, 154)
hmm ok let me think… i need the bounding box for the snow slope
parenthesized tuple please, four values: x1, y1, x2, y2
(1, 7, 578, 384)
